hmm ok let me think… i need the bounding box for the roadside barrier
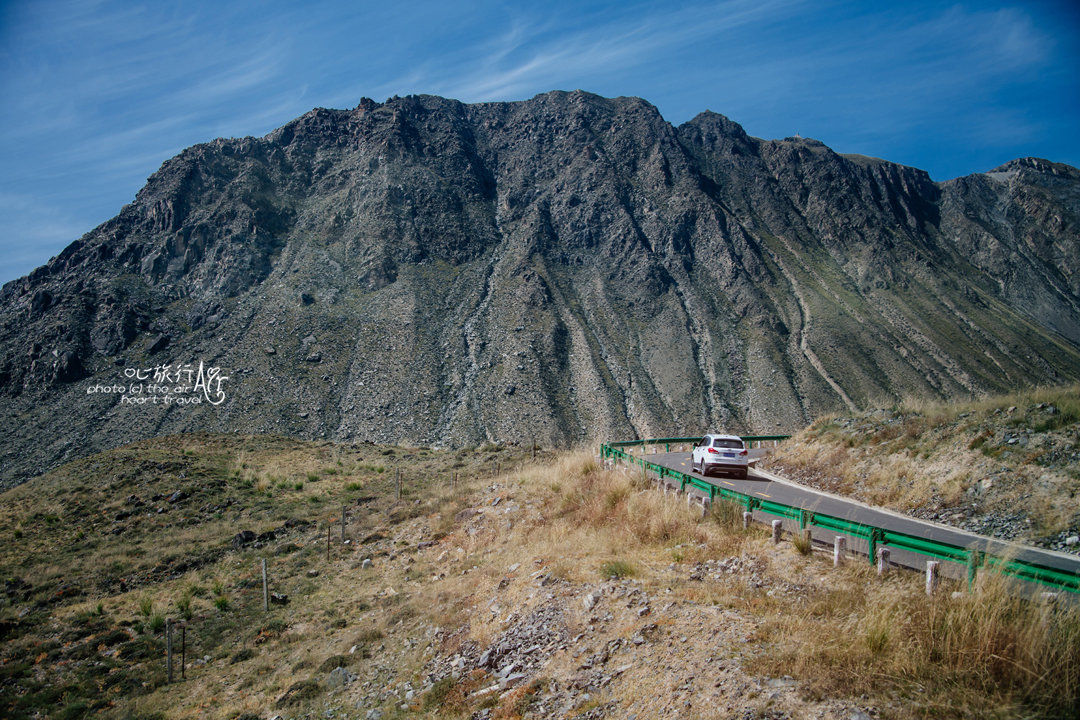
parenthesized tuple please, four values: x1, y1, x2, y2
(601, 436, 1080, 595)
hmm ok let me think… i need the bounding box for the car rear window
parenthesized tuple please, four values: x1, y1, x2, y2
(712, 438, 743, 449)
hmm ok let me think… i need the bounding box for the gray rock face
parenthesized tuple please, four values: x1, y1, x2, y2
(326, 666, 355, 689)
(1, 90, 1079, 486)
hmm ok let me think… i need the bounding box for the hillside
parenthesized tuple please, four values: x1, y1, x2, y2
(764, 384, 1080, 553)
(1, 435, 1077, 720)
(2, 91, 1080, 485)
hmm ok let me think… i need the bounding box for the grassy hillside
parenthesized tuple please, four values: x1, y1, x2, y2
(765, 384, 1080, 552)
(1, 434, 1077, 719)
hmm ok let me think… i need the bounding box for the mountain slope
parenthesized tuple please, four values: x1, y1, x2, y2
(1, 90, 1079, 485)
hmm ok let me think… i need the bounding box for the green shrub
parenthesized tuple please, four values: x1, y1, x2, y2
(423, 677, 456, 710)
(138, 596, 153, 618)
(792, 530, 813, 555)
(55, 701, 89, 720)
(318, 654, 351, 672)
(599, 560, 634, 579)
(230, 648, 256, 664)
(176, 594, 193, 621)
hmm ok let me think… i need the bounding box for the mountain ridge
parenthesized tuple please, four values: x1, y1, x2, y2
(1, 89, 1078, 486)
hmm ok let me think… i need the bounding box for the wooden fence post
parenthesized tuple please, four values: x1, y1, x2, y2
(166, 618, 173, 683)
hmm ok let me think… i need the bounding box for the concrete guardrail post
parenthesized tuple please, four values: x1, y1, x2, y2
(742, 511, 752, 529)
(771, 519, 783, 544)
(877, 547, 890, 576)
(833, 536, 845, 566)
(925, 561, 940, 595)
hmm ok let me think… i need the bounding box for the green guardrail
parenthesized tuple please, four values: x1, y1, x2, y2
(601, 436, 1080, 595)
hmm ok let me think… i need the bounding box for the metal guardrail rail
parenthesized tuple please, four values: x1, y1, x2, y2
(601, 436, 1080, 594)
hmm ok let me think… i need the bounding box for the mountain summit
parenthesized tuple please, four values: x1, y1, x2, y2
(1, 90, 1078, 485)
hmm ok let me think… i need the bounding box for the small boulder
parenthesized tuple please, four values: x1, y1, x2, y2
(167, 490, 189, 504)
(148, 334, 171, 354)
(326, 666, 355, 689)
(500, 672, 527, 689)
(231, 530, 256, 548)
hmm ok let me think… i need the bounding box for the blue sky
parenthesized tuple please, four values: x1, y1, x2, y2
(1, 0, 1078, 285)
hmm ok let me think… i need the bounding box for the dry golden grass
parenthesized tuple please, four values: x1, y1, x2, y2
(769, 384, 1080, 538)
(4, 436, 1077, 720)
(750, 562, 1080, 718)
(503, 452, 1080, 719)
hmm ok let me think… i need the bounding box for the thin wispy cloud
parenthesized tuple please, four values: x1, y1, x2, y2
(411, 0, 808, 102)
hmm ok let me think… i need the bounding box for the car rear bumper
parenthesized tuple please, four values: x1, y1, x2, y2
(702, 460, 748, 473)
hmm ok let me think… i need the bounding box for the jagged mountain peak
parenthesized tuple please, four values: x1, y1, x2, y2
(986, 156, 1080, 179)
(0, 91, 1078, 486)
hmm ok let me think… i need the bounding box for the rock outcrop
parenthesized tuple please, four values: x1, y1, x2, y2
(1, 90, 1078, 485)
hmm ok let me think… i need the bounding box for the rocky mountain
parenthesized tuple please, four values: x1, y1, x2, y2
(1, 90, 1079, 486)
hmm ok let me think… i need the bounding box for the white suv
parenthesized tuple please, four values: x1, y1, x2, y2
(691, 434, 749, 479)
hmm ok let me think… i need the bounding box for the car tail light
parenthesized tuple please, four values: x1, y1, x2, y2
(708, 448, 719, 454)
(739, 449, 748, 456)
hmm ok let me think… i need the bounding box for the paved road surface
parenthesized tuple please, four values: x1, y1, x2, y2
(643, 450, 1080, 581)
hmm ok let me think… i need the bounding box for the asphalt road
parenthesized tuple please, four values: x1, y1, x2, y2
(645, 450, 1080, 579)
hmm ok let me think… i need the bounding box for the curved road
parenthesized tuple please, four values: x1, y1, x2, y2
(644, 450, 1080, 582)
